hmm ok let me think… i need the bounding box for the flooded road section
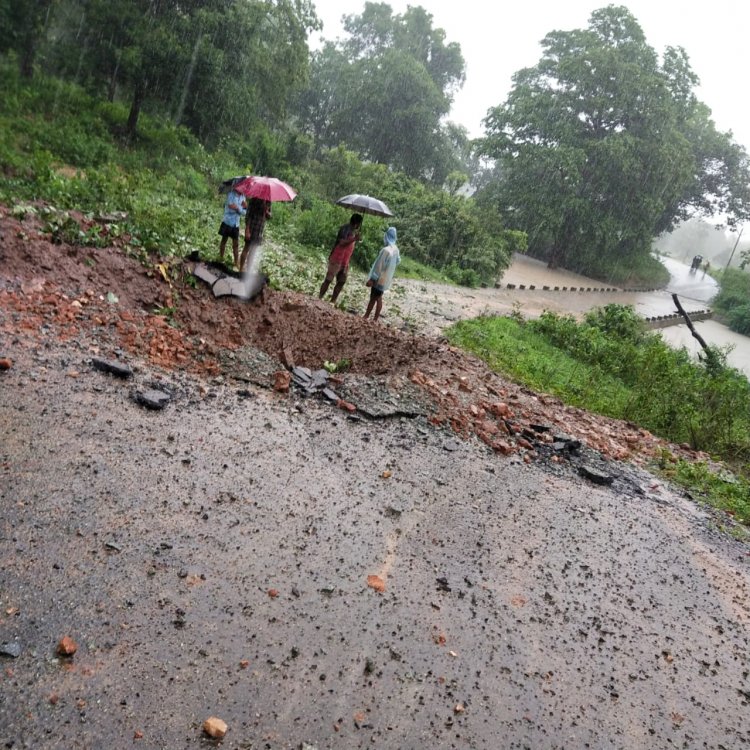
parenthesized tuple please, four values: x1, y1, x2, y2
(398, 255, 750, 377)
(1, 343, 748, 749)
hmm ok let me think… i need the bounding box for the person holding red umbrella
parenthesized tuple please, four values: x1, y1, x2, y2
(241, 197, 271, 273)
(231, 176, 297, 275)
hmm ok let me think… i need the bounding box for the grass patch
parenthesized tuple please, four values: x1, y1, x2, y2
(397, 255, 453, 283)
(447, 315, 631, 415)
(659, 458, 750, 528)
(447, 307, 750, 528)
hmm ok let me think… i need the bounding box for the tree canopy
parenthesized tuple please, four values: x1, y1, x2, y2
(293, 2, 466, 182)
(21, 0, 319, 142)
(478, 5, 750, 277)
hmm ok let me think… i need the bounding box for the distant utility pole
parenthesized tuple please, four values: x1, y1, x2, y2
(725, 226, 744, 272)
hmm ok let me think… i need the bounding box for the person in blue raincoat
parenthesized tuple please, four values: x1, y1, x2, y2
(364, 227, 400, 321)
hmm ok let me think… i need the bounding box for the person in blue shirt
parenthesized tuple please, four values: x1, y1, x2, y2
(218, 187, 247, 268)
(364, 227, 400, 321)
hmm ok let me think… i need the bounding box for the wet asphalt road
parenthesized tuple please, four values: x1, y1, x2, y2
(1, 341, 749, 749)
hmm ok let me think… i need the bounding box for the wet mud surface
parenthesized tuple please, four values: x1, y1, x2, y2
(1, 204, 749, 748)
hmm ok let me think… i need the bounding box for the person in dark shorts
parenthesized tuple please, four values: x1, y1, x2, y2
(319, 214, 363, 303)
(218, 186, 246, 268)
(364, 226, 400, 321)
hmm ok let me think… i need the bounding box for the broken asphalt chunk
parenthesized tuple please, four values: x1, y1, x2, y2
(92, 357, 133, 379)
(291, 366, 312, 387)
(310, 369, 329, 389)
(578, 464, 615, 485)
(134, 389, 171, 410)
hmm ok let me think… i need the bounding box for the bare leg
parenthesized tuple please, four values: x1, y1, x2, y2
(329, 271, 347, 303)
(372, 296, 384, 321)
(364, 297, 376, 318)
(231, 238, 239, 269)
(219, 236, 228, 261)
(318, 277, 332, 299)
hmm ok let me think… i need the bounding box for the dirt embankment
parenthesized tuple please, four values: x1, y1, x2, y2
(0, 203, 712, 470)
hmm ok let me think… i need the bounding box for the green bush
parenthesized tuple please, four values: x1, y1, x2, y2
(450, 305, 750, 473)
(713, 268, 750, 334)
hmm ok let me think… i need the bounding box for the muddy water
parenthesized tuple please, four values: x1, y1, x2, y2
(659, 321, 750, 377)
(1, 340, 748, 749)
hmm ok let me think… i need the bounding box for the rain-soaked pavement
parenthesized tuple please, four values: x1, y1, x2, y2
(1, 341, 749, 749)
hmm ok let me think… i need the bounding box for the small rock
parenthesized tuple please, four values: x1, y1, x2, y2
(0, 358, 12, 371)
(443, 439, 461, 452)
(91, 357, 133, 379)
(0, 642, 21, 658)
(202, 717, 228, 739)
(56, 636, 77, 657)
(367, 575, 386, 593)
(134, 389, 171, 410)
(273, 370, 291, 392)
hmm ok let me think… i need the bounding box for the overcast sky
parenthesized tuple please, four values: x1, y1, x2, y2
(311, 0, 750, 151)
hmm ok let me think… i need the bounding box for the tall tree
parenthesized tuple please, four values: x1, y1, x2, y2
(44, 0, 319, 142)
(478, 5, 750, 274)
(2, 0, 57, 78)
(293, 2, 465, 181)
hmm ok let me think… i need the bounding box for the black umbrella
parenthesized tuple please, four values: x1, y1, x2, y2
(335, 194, 394, 218)
(218, 175, 251, 194)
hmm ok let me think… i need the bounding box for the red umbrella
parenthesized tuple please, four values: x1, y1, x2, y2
(234, 176, 297, 202)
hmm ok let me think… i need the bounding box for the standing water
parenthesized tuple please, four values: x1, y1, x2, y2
(505, 254, 750, 378)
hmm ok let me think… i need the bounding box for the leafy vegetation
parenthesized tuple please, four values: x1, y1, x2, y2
(712, 267, 750, 334)
(657, 457, 750, 529)
(447, 305, 750, 524)
(294, 4, 466, 182)
(0, 62, 515, 285)
(477, 6, 750, 285)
